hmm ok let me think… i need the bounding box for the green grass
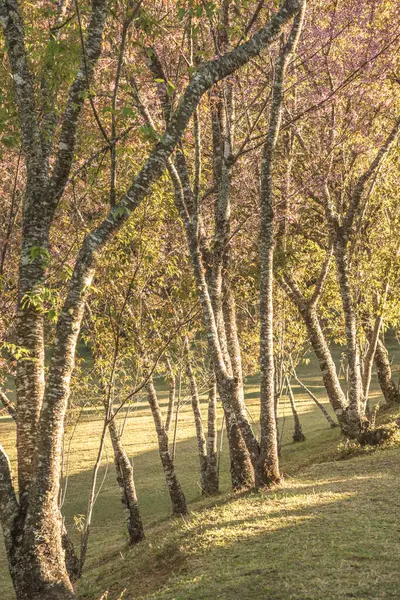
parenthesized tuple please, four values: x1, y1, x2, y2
(1, 340, 399, 599)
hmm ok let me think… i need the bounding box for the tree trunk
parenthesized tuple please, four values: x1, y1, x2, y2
(7, 509, 75, 600)
(374, 338, 400, 406)
(301, 306, 348, 422)
(164, 357, 176, 435)
(333, 243, 366, 437)
(62, 523, 80, 582)
(217, 376, 255, 490)
(363, 322, 400, 406)
(286, 376, 306, 442)
(257, 3, 305, 486)
(223, 280, 261, 465)
(292, 372, 338, 428)
(108, 417, 145, 544)
(146, 380, 188, 516)
(1, 446, 72, 600)
(258, 238, 281, 486)
(185, 343, 208, 493)
(204, 370, 219, 495)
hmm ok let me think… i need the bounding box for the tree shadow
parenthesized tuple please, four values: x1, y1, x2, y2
(0, 388, 390, 600)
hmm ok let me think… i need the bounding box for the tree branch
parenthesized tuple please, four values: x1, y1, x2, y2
(48, 0, 108, 212)
(309, 245, 333, 307)
(0, 390, 17, 421)
(0, 0, 46, 185)
(343, 118, 400, 235)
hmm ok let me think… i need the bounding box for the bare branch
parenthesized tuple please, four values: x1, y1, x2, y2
(0, 390, 17, 421)
(309, 245, 333, 307)
(343, 118, 400, 235)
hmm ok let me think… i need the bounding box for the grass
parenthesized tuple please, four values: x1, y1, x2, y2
(0, 338, 399, 599)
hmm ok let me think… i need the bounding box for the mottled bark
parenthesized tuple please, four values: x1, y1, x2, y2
(257, 3, 306, 486)
(375, 339, 400, 406)
(165, 357, 176, 435)
(279, 275, 349, 429)
(62, 523, 80, 582)
(108, 417, 145, 544)
(321, 119, 399, 439)
(258, 226, 280, 485)
(146, 380, 188, 516)
(0, 443, 19, 558)
(363, 323, 400, 406)
(204, 369, 219, 495)
(185, 341, 208, 492)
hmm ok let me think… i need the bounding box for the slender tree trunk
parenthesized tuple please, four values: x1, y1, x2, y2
(333, 243, 366, 437)
(279, 274, 349, 431)
(257, 2, 305, 486)
(363, 322, 400, 406)
(78, 417, 109, 578)
(286, 376, 305, 442)
(374, 338, 400, 406)
(146, 380, 188, 516)
(165, 357, 176, 435)
(108, 417, 145, 544)
(361, 315, 383, 406)
(258, 233, 280, 486)
(292, 372, 338, 428)
(301, 306, 348, 421)
(223, 281, 260, 465)
(204, 369, 219, 495)
(185, 342, 208, 492)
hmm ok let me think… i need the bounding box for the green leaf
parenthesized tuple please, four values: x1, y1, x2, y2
(113, 205, 131, 220)
(122, 106, 135, 118)
(29, 246, 51, 264)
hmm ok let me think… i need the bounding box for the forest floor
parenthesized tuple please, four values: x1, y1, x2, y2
(1, 341, 400, 599)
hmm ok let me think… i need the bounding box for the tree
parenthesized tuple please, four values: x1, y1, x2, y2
(257, 1, 306, 485)
(0, 1, 306, 596)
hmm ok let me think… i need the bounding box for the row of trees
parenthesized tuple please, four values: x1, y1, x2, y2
(0, 0, 399, 598)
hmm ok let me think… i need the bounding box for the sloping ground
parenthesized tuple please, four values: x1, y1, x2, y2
(79, 446, 400, 600)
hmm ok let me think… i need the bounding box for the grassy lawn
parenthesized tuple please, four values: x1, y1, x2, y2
(0, 339, 399, 599)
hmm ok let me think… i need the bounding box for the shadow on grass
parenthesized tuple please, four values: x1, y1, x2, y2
(0, 392, 390, 600)
(0, 396, 344, 597)
(80, 448, 400, 600)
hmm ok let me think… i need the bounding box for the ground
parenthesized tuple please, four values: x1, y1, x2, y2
(1, 340, 399, 599)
